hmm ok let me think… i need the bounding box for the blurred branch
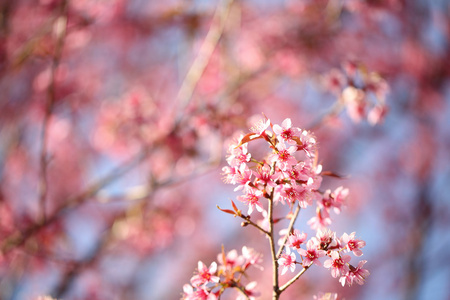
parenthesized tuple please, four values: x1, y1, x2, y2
(307, 101, 344, 131)
(97, 156, 221, 203)
(1, 149, 148, 254)
(52, 208, 125, 298)
(38, 0, 69, 222)
(174, 0, 234, 125)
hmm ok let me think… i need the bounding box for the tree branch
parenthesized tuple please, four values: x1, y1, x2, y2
(279, 261, 313, 292)
(276, 203, 301, 259)
(38, 0, 69, 222)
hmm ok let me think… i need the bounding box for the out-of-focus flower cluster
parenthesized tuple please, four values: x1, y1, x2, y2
(322, 61, 389, 125)
(182, 246, 263, 300)
(313, 292, 342, 300)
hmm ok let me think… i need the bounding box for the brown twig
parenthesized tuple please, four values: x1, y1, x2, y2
(276, 203, 302, 259)
(267, 189, 280, 299)
(38, 0, 69, 222)
(279, 261, 313, 292)
(173, 0, 234, 126)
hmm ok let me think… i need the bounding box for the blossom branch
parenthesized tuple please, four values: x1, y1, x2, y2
(307, 101, 344, 131)
(241, 216, 270, 236)
(267, 190, 280, 299)
(276, 203, 301, 259)
(279, 261, 313, 293)
(187, 115, 372, 299)
(174, 0, 234, 125)
(1, 149, 149, 254)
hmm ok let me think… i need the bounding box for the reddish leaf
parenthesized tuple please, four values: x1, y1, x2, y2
(235, 132, 263, 148)
(231, 199, 239, 212)
(321, 171, 348, 179)
(216, 205, 236, 215)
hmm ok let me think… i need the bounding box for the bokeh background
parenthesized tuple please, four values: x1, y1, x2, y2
(0, 0, 449, 299)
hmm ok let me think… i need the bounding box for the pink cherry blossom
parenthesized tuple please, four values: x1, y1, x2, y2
(307, 209, 332, 231)
(221, 166, 238, 185)
(273, 118, 301, 144)
(278, 228, 290, 246)
(323, 251, 351, 278)
(298, 239, 325, 267)
(366, 74, 389, 101)
(217, 249, 242, 270)
(284, 162, 311, 182)
(318, 190, 333, 210)
(332, 186, 348, 211)
(190, 261, 220, 287)
(313, 229, 338, 250)
(237, 281, 260, 300)
(238, 187, 264, 215)
(257, 209, 270, 233)
(342, 86, 366, 123)
(268, 142, 297, 171)
(254, 164, 278, 189)
(339, 260, 370, 287)
(313, 292, 340, 300)
(249, 117, 271, 136)
(368, 104, 388, 125)
(323, 68, 346, 94)
(318, 189, 344, 215)
(182, 284, 218, 300)
(233, 164, 253, 191)
(276, 183, 304, 205)
(278, 247, 297, 275)
(341, 232, 366, 257)
(242, 246, 263, 271)
(226, 143, 251, 168)
(287, 229, 307, 251)
(297, 130, 317, 157)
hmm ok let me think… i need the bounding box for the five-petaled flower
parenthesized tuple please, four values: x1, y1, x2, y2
(287, 229, 307, 251)
(227, 143, 251, 168)
(238, 187, 264, 215)
(236, 281, 261, 300)
(250, 118, 271, 136)
(183, 284, 218, 300)
(341, 232, 366, 256)
(339, 260, 370, 287)
(323, 251, 351, 278)
(273, 118, 301, 145)
(298, 239, 325, 267)
(278, 247, 297, 275)
(268, 142, 297, 171)
(191, 261, 220, 287)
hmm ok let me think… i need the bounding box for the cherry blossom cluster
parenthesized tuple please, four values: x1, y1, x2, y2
(182, 246, 263, 300)
(323, 61, 389, 125)
(186, 116, 369, 298)
(221, 117, 348, 231)
(279, 229, 369, 287)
